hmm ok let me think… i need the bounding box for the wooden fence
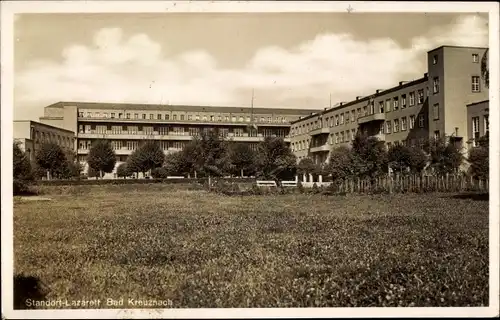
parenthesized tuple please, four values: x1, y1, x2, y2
(319, 174, 489, 194)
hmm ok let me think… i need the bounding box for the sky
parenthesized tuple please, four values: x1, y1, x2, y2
(13, 12, 489, 121)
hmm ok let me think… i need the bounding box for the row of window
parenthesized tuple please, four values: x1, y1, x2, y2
(383, 114, 424, 134)
(292, 89, 427, 136)
(32, 129, 73, 149)
(78, 124, 286, 137)
(77, 111, 289, 124)
(432, 53, 481, 65)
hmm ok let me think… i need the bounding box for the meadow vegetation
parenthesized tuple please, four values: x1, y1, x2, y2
(14, 184, 488, 308)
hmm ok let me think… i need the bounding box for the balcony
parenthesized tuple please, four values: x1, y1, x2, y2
(77, 117, 292, 127)
(310, 144, 331, 153)
(309, 127, 331, 136)
(357, 113, 386, 125)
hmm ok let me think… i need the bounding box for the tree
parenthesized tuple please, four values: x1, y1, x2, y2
(35, 142, 68, 180)
(351, 132, 388, 180)
(326, 146, 358, 182)
(254, 136, 297, 185)
(297, 157, 320, 176)
(387, 144, 428, 175)
(13, 142, 34, 194)
(481, 48, 489, 89)
(116, 163, 130, 178)
(468, 133, 489, 179)
(228, 142, 256, 177)
(87, 140, 116, 179)
(189, 130, 231, 179)
(423, 137, 464, 175)
(132, 140, 165, 175)
(151, 167, 169, 179)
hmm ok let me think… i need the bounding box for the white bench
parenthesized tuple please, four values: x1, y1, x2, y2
(281, 181, 298, 187)
(256, 180, 277, 187)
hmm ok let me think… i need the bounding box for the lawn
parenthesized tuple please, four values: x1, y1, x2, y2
(13, 184, 489, 308)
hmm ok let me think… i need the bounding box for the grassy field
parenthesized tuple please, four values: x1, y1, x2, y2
(13, 184, 489, 308)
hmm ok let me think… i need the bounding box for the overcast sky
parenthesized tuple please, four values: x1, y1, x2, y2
(14, 12, 488, 121)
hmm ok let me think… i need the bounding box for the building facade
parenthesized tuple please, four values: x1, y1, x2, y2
(14, 120, 75, 162)
(290, 45, 489, 165)
(467, 100, 489, 148)
(39, 102, 321, 178)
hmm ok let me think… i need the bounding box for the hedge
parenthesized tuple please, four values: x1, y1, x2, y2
(36, 177, 257, 186)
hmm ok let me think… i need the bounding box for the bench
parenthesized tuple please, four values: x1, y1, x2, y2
(256, 180, 277, 187)
(281, 181, 298, 187)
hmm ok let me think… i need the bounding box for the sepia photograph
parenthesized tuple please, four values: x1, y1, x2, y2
(2, 1, 499, 319)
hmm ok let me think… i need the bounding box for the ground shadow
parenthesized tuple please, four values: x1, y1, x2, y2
(13, 274, 47, 309)
(446, 193, 489, 201)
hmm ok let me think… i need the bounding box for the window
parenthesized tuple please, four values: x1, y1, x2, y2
(401, 95, 407, 109)
(210, 115, 214, 121)
(409, 92, 415, 106)
(142, 114, 146, 119)
(417, 89, 424, 104)
(351, 129, 356, 140)
(225, 116, 230, 122)
(401, 117, 407, 131)
(126, 113, 130, 119)
(357, 108, 361, 117)
(78, 112, 84, 117)
(134, 113, 139, 119)
(363, 106, 367, 116)
(335, 133, 339, 144)
(433, 103, 440, 120)
(385, 100, 391, 112)
(267, 117, 271, 123)
(386, 121, 392, 134)
(351, 110, 355, 121)
(104, 113, 108, 118)
(166, 114, 170, 120)
(340, 113, 344, 125)
(181, 115, 185, 121)
(393, 97, 399, 111)
(409, 115, 415, 129)
(173, 115, 178, 121)
(393, 119, 399, 132)
(119, 113, 123, 119)
(472, 76, 480, 92)
(87, 112, 92, 117)
(433, 77, 440, 94)
(195, 115, 200, 121)
(433, 55, 438, 65)
(345, 112, 350, 124)
(335, 115, 339, 126)
(188, 115, 193, 121)
(157, 114, 162, 120)
(484, 115, 489, 133)
(110, 113, 115, 119)
(379, 101, 384, 113)
(434, 131, 440, 140)
(418, 114, 425, 128)
(340, 131, 345, 143)
(472, 53, 479, 63)
(472, 116, 480, 138)
(239, 116, 244, 122)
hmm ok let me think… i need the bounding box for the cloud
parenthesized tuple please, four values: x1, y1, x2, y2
(15, 14, 488, 119)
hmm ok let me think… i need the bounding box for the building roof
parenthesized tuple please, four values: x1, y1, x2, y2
(466, 99, 489, 107)
(427, 45, 488, 53)
(45, 101, 322, 116)
(290, 75, 428, 124)
(14, 120, 75, 134)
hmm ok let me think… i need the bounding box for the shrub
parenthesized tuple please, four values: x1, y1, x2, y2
(151, 167, 170, 179)
(13, 142, 35, 195)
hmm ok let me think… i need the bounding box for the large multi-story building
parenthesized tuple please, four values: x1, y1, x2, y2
(13, 120, 75, 162)
(38, 102, 321, 177)
(290, 45, 489, 164)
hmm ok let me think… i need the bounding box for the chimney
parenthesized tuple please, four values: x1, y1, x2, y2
(376, 89, 383, 94)
(356, 96, 363, 100)
(399, 81, 409, 86)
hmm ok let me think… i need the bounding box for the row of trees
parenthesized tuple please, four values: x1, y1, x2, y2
(13, 128, 489, 192)
(298, 133, 488, 182)
(114, 130, 297, 184)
